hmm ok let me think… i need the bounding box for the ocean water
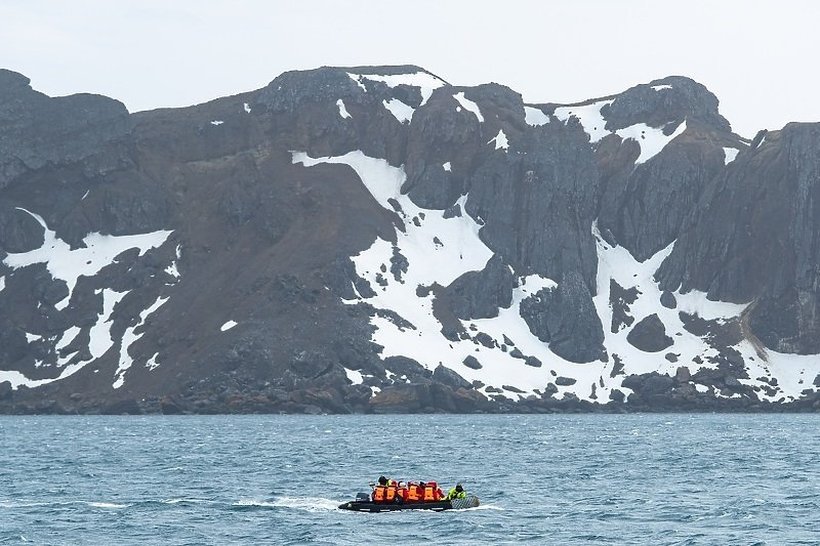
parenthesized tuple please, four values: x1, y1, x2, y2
(1, 414, 818, 545)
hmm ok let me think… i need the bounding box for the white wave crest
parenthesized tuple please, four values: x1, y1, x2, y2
(88, 502, 129, 509)
(161, 497, 209, 504)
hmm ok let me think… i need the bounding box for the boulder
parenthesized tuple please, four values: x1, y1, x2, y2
(442, 255, 514, 320)
(462, 355, 482, 370)
(627, 314, 673, 352)
(432, 365, 471, 390)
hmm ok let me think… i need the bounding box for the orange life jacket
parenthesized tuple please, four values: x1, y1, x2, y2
(372, 485, 386, 503)
(423, 484, 437, 502)
(406, 484, 422, 502)
(385, 485, 397, 502)
(398, 486, 408, 501)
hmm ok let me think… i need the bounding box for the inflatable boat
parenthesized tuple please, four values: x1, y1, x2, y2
(338, 493, 480, 512)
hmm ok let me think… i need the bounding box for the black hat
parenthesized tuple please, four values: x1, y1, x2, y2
(455, 484, 463, 492)
(378, 476, 387, 485)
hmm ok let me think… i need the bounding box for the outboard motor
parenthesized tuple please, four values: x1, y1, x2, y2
(355, 492, 370, 502)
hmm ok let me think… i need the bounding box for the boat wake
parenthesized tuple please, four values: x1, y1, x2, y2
(232, 496, 339, 512)
(463, 503, 504, 511)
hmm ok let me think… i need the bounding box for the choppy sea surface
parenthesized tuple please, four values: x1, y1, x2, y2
(1, 414, 818, 545)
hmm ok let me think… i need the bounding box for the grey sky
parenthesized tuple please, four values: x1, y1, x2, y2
(1, 0, 817, 137)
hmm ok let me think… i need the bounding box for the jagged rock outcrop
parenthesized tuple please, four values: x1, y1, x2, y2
(519, 271, 606, 362)
(0, 69, 131, 191)
(657, 123, 820, 353)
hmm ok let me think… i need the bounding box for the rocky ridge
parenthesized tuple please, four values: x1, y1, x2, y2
(1, 66, 819, 414)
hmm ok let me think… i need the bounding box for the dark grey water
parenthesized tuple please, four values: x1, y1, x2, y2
(1, 414, 818, 545)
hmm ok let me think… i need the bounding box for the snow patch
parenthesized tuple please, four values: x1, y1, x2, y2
(290, 152, 820, 405)
(453, 92, 484, 122)
(220, 320, 238, 332)
(165, 262, 180, 279)
(89, 289, 127, 360)
(617, 120, 687, 164)
(442, 162, 452, 172)
(347, 73, 368, 92)
(652, 85, 673, 91)
(0, 289, 126, 389)
(554, 100, 613, 143)
(336, 99, 351, 119)
(210, 120, 224, 126)
(3, 208, 172, 310)
(348, 71, 445, 106)
(113, 296, 169, 389)
(591, 221, 820, 402)
(344, 368, 364, 385)
(243, 102, 251, 114)
(0, 276, 4, 292)
(145, 352, 160, 371)
(55, 326, 80, 352)
(382, 98, 414, 123)
(488, 129, 509, 151)
(524, 106, 550, 126)
(723, 147, 739, 165)
(165, 244, 182, 281)
(554, 100, 687, 163)
(293, 150, 615, 400)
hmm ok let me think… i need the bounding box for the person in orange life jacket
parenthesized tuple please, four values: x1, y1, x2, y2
(405, 481, 423, 503)
(371, 475, 389, 503)
(422, 481, 444, 502)
(384, 480, 403, 503)
(397, 481, 409, 502)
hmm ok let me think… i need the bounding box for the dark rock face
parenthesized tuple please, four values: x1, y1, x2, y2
(657, 124, 820, 354)
(610, 280, 639, 333)
(520, 272, 605, 363)
(520, 287, 553, 343)
(0, 69, 131, 191)
(593, 78, 737, 262)
(466, 120, 601, 289)
(602, 76, 731, 134)
(627, 314, 673, 352)
(0, 206, 45, 253)
(432, 365, 471, 390)
(442, 255, 514, 320)
(597, 133, 728, 261)
(383, 356, 431, 380)
(547, 272, 606, 362)
(1, 65, 820, 414)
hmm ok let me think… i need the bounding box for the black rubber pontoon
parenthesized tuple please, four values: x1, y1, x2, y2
(338, 494, 479, 512)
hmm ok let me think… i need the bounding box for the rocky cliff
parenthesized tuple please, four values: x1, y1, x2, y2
(1, 66, 819, 414)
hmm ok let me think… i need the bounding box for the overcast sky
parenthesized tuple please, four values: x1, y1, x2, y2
(1, 0, 817, 137)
